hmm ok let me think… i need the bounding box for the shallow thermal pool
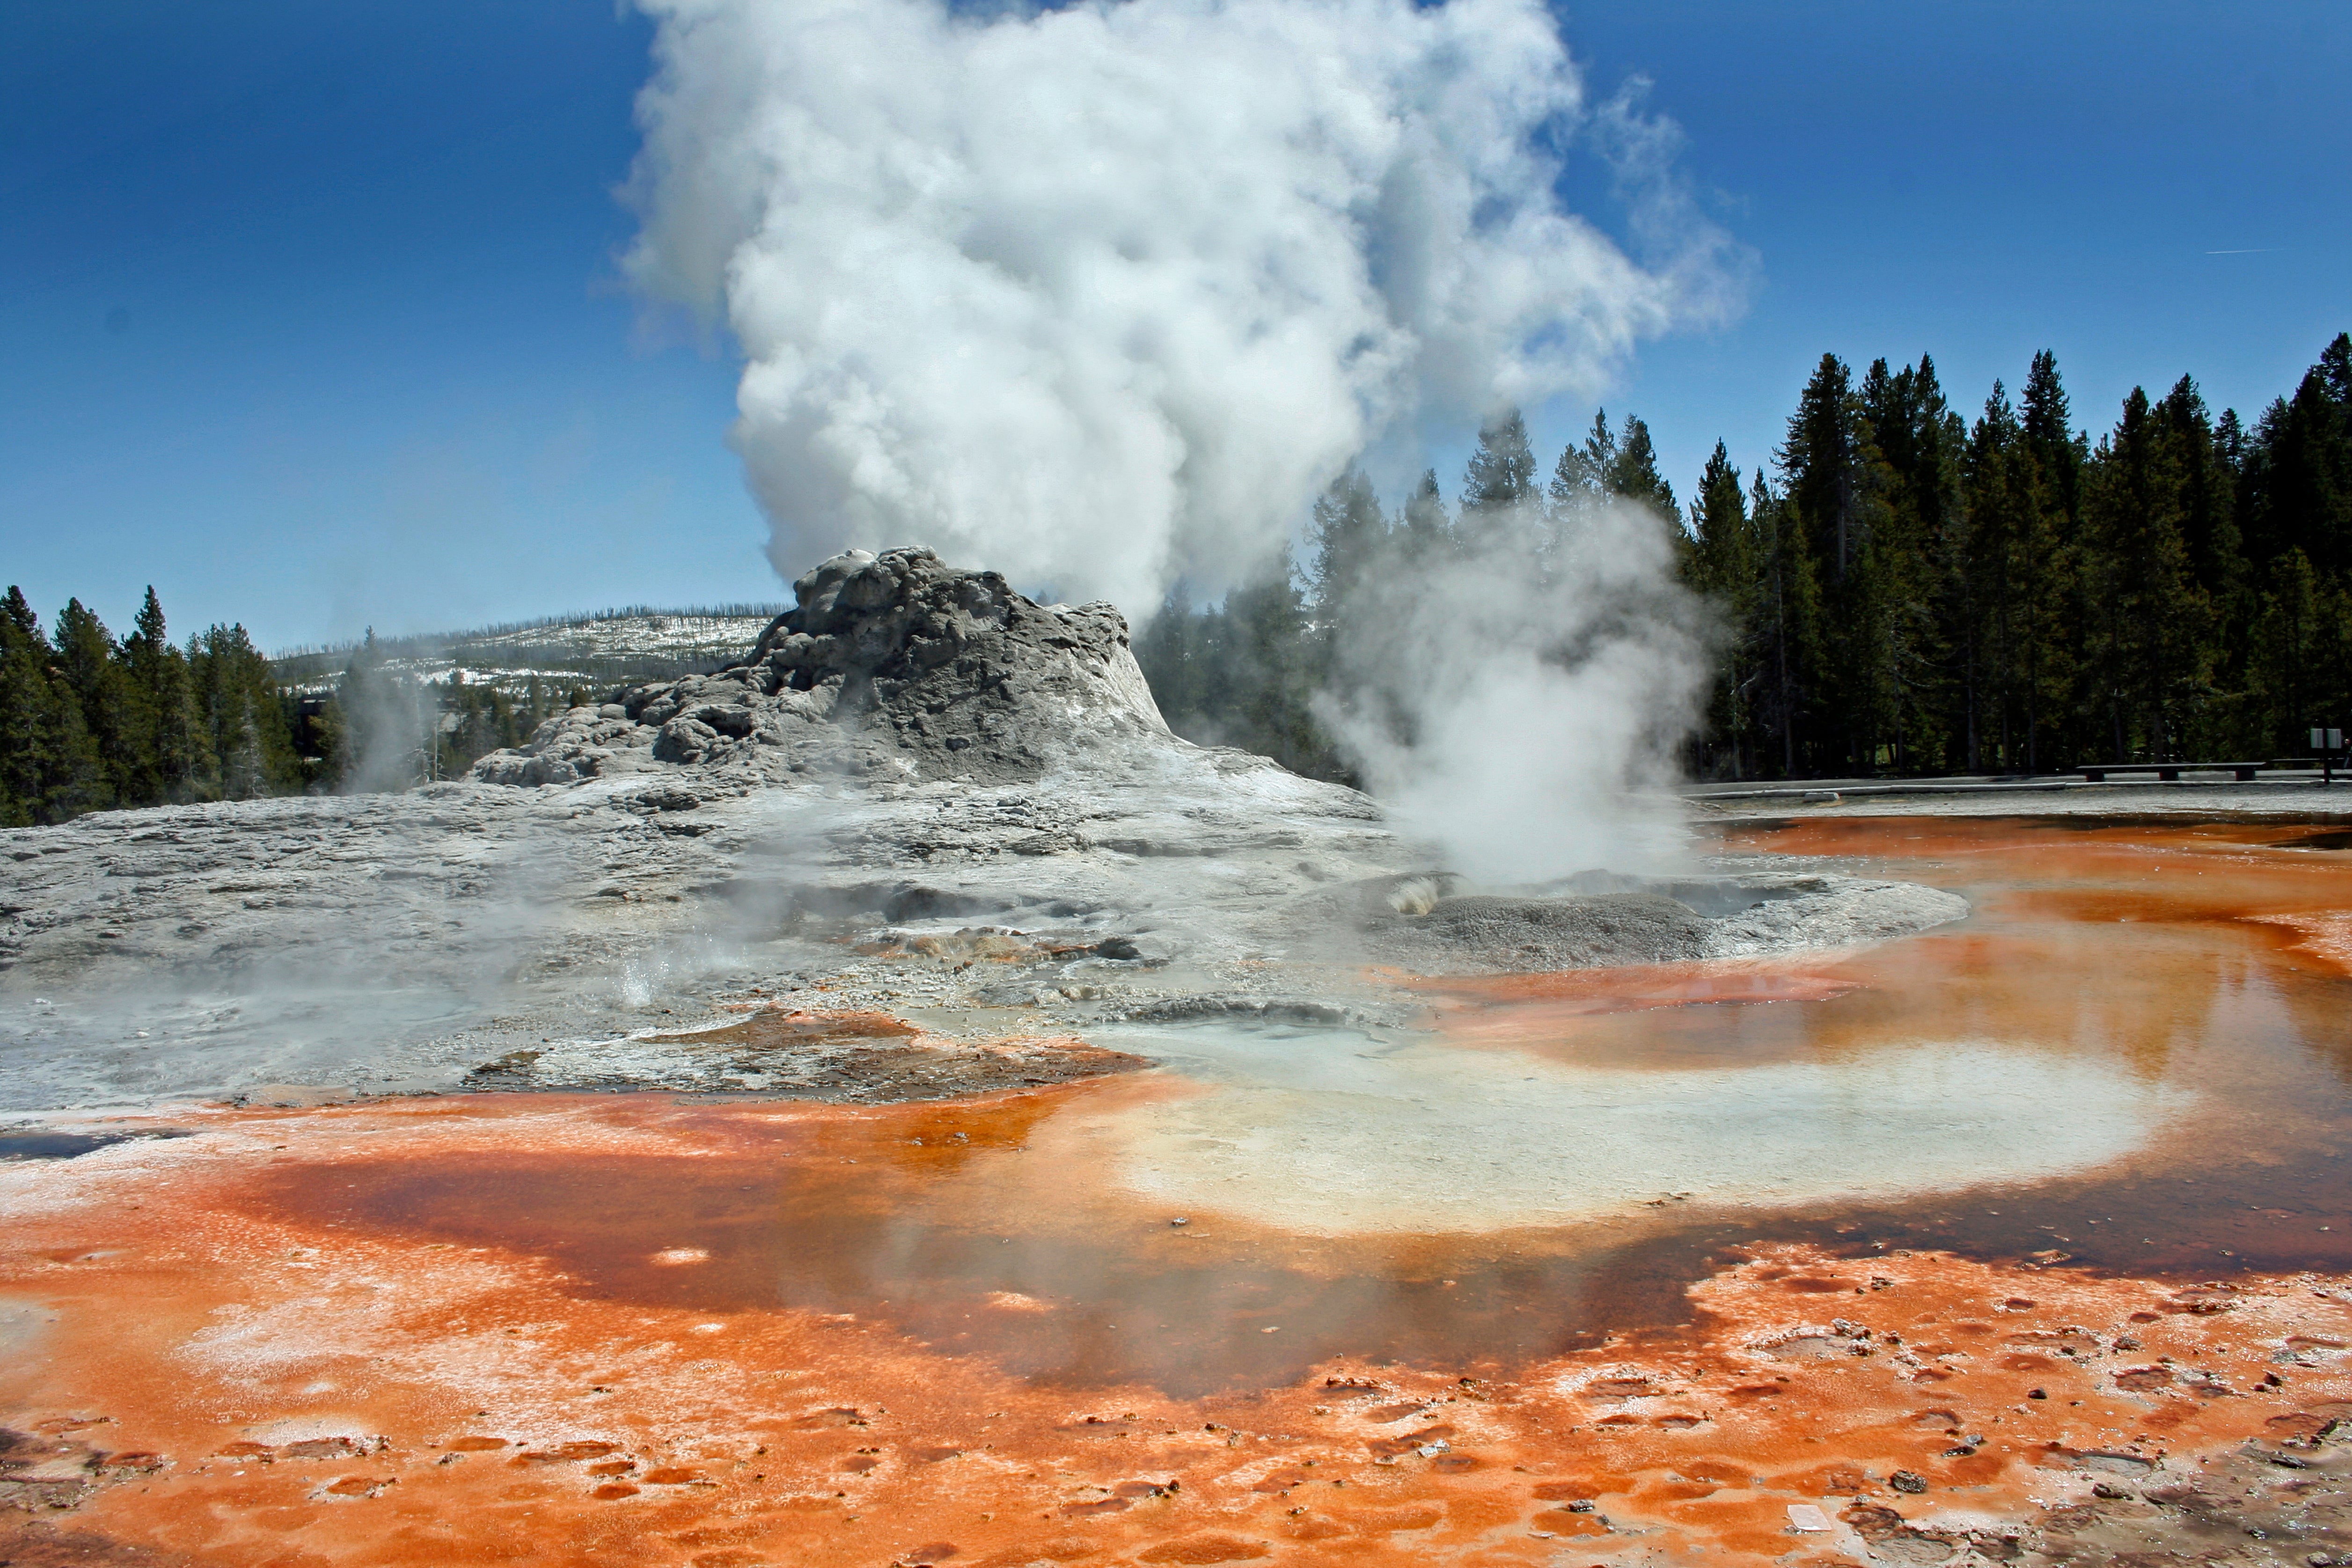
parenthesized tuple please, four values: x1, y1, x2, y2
(257, 814, 2352, 1396)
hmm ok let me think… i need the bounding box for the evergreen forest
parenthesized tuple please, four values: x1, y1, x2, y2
(1141, 332, 2352, 784)
(0, 595, 585, 827)
(7, 331, 2347, 825)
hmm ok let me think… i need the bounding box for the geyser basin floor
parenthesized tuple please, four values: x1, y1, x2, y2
(7, 815, 2352, 1565)
(12, 1094, 2352, 1568)
(1100, 1030, 2177, 1235)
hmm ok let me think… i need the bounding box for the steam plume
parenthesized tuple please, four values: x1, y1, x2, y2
(625, 0, 1741, 609)
(1321, 498, 1711, 881)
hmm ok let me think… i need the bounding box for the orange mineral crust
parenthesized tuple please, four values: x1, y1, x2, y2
(1720, 815, 2352, 938)
(8, 813, 2352, 1564)
(6, 1089, 2352, 1568)
(1406, 956, 1865, 1028)
(1405, 818, 2352, 1091)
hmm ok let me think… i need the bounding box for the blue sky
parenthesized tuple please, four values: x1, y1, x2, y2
(2, 1, 2345, 650)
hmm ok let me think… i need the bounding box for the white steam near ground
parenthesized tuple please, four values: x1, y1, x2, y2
(1321, 499, 1712, 880)
(627, 0, 1748, 877)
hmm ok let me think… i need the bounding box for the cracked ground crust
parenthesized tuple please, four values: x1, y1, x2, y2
(460, 1007, 1153, 1100)
(8, 1094, 2352, 1567)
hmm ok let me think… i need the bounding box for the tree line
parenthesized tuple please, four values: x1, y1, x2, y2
(0, 587, 304, 825)
(0, 592, 586, 826)
(9, 331, 2345, 821)
(1139, 331, 2352, 782)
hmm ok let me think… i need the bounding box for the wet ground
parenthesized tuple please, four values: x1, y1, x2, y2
(460, 1009, 1153, 1100)
(6, 814, 2352, 1566)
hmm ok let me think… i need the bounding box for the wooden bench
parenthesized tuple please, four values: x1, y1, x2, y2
(2078, 762, 2264, 783)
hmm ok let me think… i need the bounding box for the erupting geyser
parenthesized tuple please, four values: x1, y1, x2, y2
(624, 0, 1747, 611)
(10, 1, 2348, 1561)
(15, 547, 2352, 1566)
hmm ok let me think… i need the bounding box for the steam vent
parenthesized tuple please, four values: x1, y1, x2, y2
(8, 547, 2352, 1567)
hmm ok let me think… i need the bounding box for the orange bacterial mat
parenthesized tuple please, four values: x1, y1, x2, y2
(7, 814, 2352, 1565)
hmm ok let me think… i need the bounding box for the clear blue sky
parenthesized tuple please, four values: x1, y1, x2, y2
(3, 1, 2345, 651)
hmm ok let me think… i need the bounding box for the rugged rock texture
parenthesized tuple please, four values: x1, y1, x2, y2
(1370, 891, 1716, 972)
(470, 547, 1166, 788)
(0, 787, 736, 1108)
(462, 1007, 1152, 1099)
(0, 544, 1971, 1110)
(1274, 870, 1969, 975)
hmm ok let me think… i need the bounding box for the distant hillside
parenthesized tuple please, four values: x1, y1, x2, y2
(271, 605, 787, 694)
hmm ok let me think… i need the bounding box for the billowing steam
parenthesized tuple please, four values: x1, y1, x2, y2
(625, 0, 1741, 609)
(1321, 498, 1710, 881)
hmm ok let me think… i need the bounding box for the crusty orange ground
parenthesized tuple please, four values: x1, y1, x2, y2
(11, 815, 2352, 1565)
(6, 1086, 2351, 1568)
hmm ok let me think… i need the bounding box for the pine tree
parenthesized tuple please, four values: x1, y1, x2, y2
(1307, 467, 1390, 616)
(1134, 586, 1202, 733)
(2249, 550, 2322, 754)
(1461, 407, 1538, 513)
(191, 623, 295, 799)
(1711, 466, 1823, 778)
(51, 600, 130, 810)
(1220, 558, 1332, 779)
(1459, 407, 1539, 557)
(1686, 442, 1758, 777)
(0, 589, 56, 825)
(1783, 356, 1864, 582)
(1399, 469, 1453, 560)
(1688, 443, 1753, 599)
(2241, 334, 2352, 579)
(523, 673, 554, 734)
(1858, 356, 1966, 770)
(120, 587, 210, 801)
(1962, 384, 2028, 769)
(2022, 350, 2084, 527)
(2081, 387, 2211, 761)
(2155, 377, 2244, 597)
(1548, 410, 1613, 515)
(0, 588, 104, 823)
(2151, 376, 2249, 755)
(1605, 415, 1679, 521)
(2009, 356, 2083, 770)
(1780, 354, 1905, 770)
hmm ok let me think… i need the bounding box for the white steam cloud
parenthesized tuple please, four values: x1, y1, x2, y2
(625, 0, 1742, 609)
(1321, 499, 1712, 881)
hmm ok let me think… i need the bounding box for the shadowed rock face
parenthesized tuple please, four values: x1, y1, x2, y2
(473, 547, 1166, 787)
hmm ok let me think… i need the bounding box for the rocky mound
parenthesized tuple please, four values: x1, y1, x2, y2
(0, 542, 1978, 1111)
(1307, 873, 1971, 975)
(472, 546, 1168, 788)
(462, 1006, 1152, 1099)
(1374, 891, 1713, 971)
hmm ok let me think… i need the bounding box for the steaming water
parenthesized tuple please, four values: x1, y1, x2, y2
(628, 0, 1744, 610)
(628, 0, 1747, 887)
(1097, 1024, 2180, 1234)
(47, 813, 2352, 1399)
